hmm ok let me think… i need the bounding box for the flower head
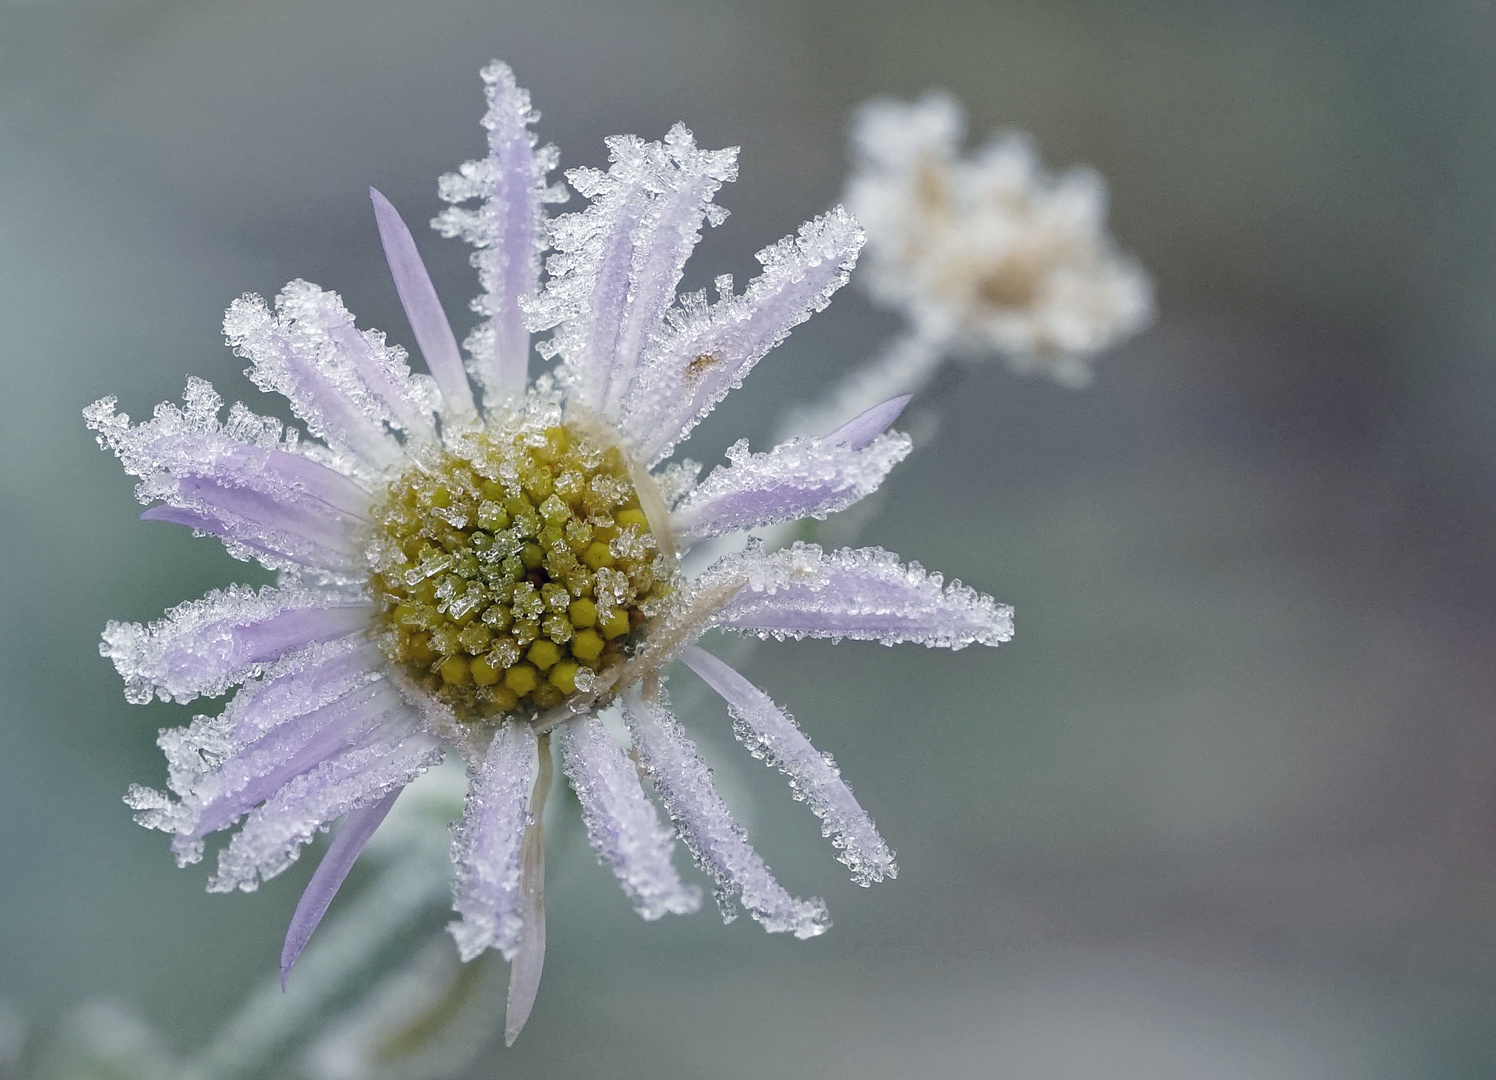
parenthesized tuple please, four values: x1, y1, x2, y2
(846, 91, 1153, 387)
(89, 62, 1013, 1043)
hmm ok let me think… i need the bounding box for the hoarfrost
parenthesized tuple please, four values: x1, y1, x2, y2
(434, 61, 567, 404)
(100, 583, 372, 704)
(225, 281, 439, 471)
(623, 692, 829, 939)
(670, 426, 910, 542)
(523, 124, 738, 420)
(558, 716, 701, 919)
(86, 381, 373, 577)
(619, 206, 865, 464)
(206, 719, 440, 893)
(701, 541, 1014, 648)
(448, 721, 537, 961)
(681, 646, 896, 886)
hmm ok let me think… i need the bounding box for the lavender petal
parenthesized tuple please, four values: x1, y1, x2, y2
(87, 382, 372, 575)
(622, 692, 829, 939)
(681, 646, 896, 886)
(819, 394, 912, 450)
(123, 640, 394, 860)
(521, 126, 736, 418)
(620, 205, 865, 464)
(205, 719, 440, 894)
(449, 722, 538, 961)
(281, 787, 402, 987)
(100, 583, 372, 705)
(434, 62, 564, 403)
(225, 284, 440, 472)
(370, 188, 476, 420)
(671, 427, 910, 542)
(701, 542, 1014, 648)
(504, 776, 548, 1046)
(558, 717, 701, 919)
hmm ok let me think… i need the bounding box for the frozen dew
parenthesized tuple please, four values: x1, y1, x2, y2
(558, 716, 701, 919)
(624, 691, 829, 939)
(681, 645, 896, 886)
(702, 541, 1014, 648)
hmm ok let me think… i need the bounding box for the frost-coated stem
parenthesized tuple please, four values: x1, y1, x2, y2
(504, 733, 551, 1046)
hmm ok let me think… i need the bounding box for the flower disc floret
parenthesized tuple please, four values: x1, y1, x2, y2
(367, 420, 672, 719)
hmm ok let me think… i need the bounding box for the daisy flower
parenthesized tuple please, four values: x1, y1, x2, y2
(88, 63, 1013, 1043)
(798, 91, 1153, 434)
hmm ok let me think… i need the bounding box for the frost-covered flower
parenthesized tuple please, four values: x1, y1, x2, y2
(89, 63, 1013, 1043)
(845, 91, 1153, 390)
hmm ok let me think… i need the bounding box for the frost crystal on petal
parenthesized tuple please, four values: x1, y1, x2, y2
(701, 541, 1014, 648)
(100, 584, 373, 704)
(558, 716, 701, 920)
(126, 639, 400, 867)
(623, 692, 829, 939)
(670, 427, 911, 542)
(225, 281, 439, 471)
(681, 646, 896, 886)
(86, 381, 373, 577)
(449, 722, 538, 961)
(522, 124, 738, 420)
(620, 206, 865, 464)
(435, 61, 566, 404)
(205, 716, 439, 893)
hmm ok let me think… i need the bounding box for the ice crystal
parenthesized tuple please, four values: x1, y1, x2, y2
(91, 61, 1013, 1044)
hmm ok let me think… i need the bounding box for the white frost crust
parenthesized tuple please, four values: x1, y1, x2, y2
(85, 379, 372, 577)
(125, 638, 392, 862)
(558, 716, 701, 920)
(448, 721, 538, 961)
(700, 541, 1014, 648)
(434, 61, 567, 405)
(619, 206, 865, 465)
(623, 692, 829, 939)
(225, 280, 440, 473)
(203, 715, 440, 893)
(522, 124, 737, 420)
(670, 429, 911, 542)
(100, 583, 372, 704)
(680, 646, 896, 886)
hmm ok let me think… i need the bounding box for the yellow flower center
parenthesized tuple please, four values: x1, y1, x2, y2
(367, 421, 672, 720)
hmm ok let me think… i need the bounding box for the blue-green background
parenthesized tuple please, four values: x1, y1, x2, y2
(4, 1, 1496, 1076)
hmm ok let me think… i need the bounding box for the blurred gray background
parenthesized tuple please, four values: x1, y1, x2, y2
(4, 0, 1496, 1077)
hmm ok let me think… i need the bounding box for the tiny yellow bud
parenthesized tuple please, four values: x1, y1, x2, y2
(571, 628, 605, 662)
(549, 660, 580, 695)
(582, 542, 615, 570)
(469, 655, 500, 686)
(504, 663, 539, 696)
(616, 507, 649, 531)
(527, 639, 561, 671)
(600, 609, 631, 639)
(568, 597, 598, 628)
(440, 656, 471, 685)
